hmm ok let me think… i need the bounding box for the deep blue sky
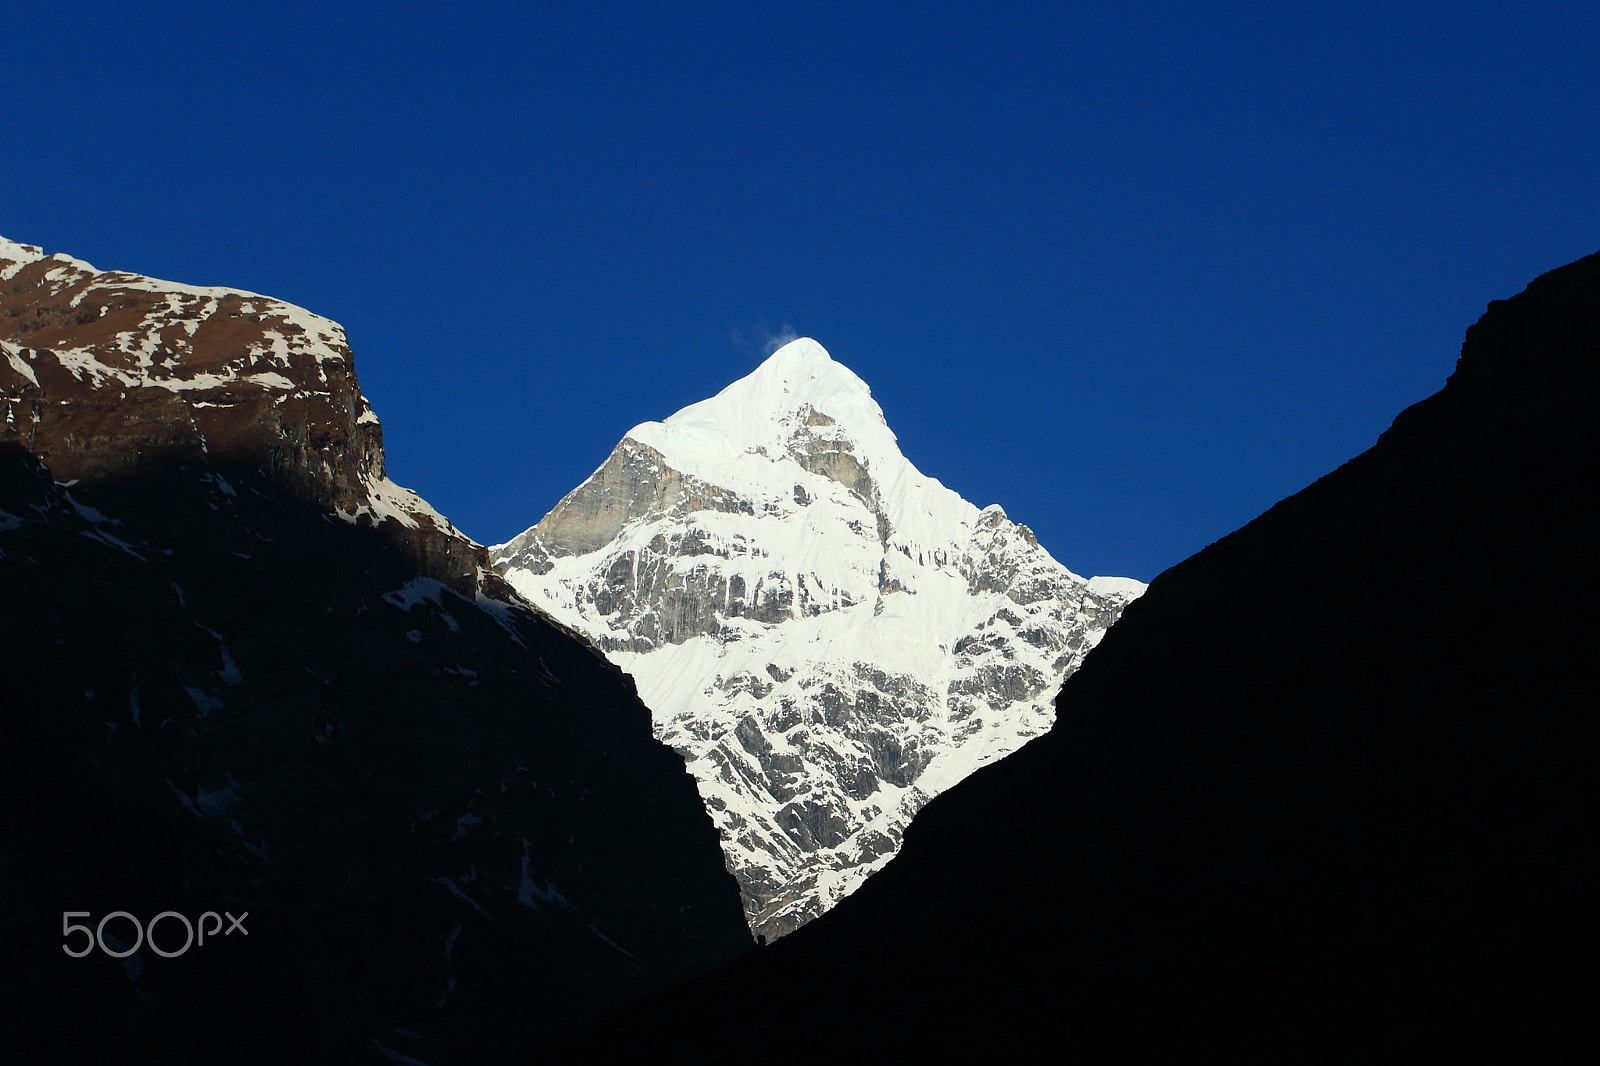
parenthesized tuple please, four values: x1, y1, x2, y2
(6, 2, 1597, 582)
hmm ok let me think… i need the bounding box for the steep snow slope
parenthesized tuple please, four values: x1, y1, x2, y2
(494, 339, 1143, 937)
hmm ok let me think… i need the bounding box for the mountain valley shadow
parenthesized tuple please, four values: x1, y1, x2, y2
(0, 447, 752, 1065)
(547, 252, 1599, 1060)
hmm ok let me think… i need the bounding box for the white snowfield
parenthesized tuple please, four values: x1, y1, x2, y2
(495, 338, 1145, 938)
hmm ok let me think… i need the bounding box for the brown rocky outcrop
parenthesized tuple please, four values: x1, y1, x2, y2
(1, 236, 489, 594)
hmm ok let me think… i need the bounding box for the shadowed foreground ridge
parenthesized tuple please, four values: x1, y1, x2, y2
(555, 251, 1599, 1060)
(0, 238, 752, 1065)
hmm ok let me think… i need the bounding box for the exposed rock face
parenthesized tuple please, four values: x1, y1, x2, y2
(501, 437, 755, 575)
(494, 339, 1144, 939)
(0, 236, 753, 1064)
(554, 253, 1600, 1060)
(1, 235, 485, 593)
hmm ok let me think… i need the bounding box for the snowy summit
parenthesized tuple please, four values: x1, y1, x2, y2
(494, 338, 1145, 938)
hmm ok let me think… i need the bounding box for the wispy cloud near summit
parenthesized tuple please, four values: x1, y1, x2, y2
(731, 320, 799, 360)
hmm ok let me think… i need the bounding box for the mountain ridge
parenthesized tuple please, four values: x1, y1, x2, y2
(494, 338, 1145, 938)
(548, 249, 1600, 1060)
(1, 234, 754, 1064)
(1, 234, 501, 599)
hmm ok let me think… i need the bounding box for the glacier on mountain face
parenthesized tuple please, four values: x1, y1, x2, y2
(493, 338, 1145, 939)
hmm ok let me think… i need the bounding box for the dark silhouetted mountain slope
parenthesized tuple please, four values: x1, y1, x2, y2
(0, 237, 752, 1065)
(552, 251, 1599, 1061)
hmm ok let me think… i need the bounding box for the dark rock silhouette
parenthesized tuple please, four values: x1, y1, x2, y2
(0, 239, 753, 1064)
(550, 251, 1599, 1060)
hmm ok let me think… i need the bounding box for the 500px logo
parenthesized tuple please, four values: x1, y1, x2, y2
(63, 910, 248, 959)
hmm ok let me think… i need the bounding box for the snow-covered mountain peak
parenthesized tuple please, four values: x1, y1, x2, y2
(627, 337, 893, 485)
(492, 338, 1146, 939)
(681, 336, 872, 422)
(615, 337, 989, 556)
(738, 334, 843, 387)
